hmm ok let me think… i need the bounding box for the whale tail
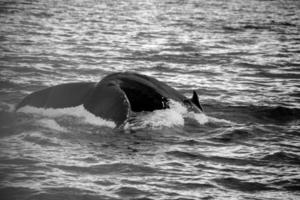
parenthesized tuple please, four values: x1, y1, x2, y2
(16, 81, 131, 127)
(16, 73, 204, 127)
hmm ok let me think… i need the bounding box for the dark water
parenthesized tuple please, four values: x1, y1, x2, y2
(1, 0, 300, 199)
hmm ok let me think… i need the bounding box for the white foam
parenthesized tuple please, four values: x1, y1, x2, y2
(139, 108, 185, 129)
(127, 100, 210, 129)
(17, 105, 116, 128)
(170, 100, 210, 125)
(169, 100, 188, 114)
(125, 101, 183, 129)
(207, 116, 234, 125)
(185, 112, 209, 124)
(37, 119, 67, 132)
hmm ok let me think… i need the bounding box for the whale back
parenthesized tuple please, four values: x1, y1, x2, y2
(100, 72, 202, 113)
(100, 72, 186, 110)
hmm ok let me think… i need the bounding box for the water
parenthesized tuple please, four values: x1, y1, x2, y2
(0, 0, 300, 199)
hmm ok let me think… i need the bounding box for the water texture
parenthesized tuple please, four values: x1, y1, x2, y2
(0, 0, 300, 199)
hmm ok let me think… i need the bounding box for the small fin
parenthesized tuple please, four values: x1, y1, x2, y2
(83, 82, 131, 127)
(191, 91, 203, 111)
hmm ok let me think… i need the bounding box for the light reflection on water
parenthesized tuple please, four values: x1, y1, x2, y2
(0, 0, 300, 199)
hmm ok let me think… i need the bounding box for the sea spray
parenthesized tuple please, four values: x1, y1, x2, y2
(37, 118, 68, 132)
(127, 100, 210, 129)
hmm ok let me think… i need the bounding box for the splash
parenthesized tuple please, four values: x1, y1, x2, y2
(17, 105, 116, 128)
(127, 100, 210, 129)
(37, 119, 67, 132)
(137, 107, 185, 129)
(185, 112, 209, 124)
(207, 116, 234, 125)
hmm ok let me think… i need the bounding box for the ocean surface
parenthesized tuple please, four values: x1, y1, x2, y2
(0, 0, 300, 199)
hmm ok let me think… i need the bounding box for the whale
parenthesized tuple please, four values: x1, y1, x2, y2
(16, 72, 203, 127)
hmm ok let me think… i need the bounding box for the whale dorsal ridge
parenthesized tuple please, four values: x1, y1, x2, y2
(191, 91, 203, 111)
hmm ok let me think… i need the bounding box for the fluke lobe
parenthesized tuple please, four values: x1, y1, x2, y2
(16, 72, 203, 127)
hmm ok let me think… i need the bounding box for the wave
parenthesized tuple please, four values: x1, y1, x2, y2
(20, 187, 108, 200)
(116, 186, 152, 198)
(213, 177, 275, 192)
(22, 131, 63, 147)
(0, 157, 39, 165)
(214, 104, 300, 123)
(261, 151, 300, 165)
(223, 21, 297, 33)
(37, 119, 67, 132)
(0, 187, 39, 200)
(49, 163, 159, 175)
(272, 178, 300, 192)
(210, 127, 253, 143)
(255, 106, 300, 122)
(166, 150, 263, 166)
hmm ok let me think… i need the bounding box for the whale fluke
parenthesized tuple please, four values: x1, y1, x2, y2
(16, 82, 95, 110)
